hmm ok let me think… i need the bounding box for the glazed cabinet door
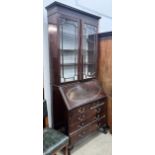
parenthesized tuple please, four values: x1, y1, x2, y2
(82, 23, 98, 80)
(59, 17, 80, 83)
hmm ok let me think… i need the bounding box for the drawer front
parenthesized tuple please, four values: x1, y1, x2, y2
(68, 113, 106, 133)
(69, 99, 106, 118)
(68, 100, 106, 133)
(69, 120, 97, 145)
(69, 117, 106, 145)
(69, 104, 106, 123)
(69, 104, 91, 117)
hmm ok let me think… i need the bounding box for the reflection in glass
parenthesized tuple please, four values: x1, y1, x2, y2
(48, 24, 57, 33)
(60, 65, 78, 82)
(83, 24, 97, 79)
(59, 18, 78, 82)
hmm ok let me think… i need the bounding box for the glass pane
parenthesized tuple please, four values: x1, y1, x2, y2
(60, 65, 78, 82)
(83, 24, 97, 79)
(59, 18, 78, 83)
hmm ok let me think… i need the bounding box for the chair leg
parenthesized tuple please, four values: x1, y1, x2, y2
(63, 145, 69, 155)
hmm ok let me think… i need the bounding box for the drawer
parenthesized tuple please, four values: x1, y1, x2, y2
(68, 102, 106, 133)
(90, 100, 106, 112)
(68, 113, 106, 133)
(69, 100, 106, 121)
(69, 105, 106, 122)
(69, 110, 95, 124)
(69, 120, 98, 145)
(69, 117, 106, 145)
(69, 116, 96, 133)
(69, 104, 91, 117)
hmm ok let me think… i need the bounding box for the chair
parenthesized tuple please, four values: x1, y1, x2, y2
(43, 100, 69, 155)
(43, 128, 69, 155)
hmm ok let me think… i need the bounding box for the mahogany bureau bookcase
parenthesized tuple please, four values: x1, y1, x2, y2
(46, 2, 107, 149)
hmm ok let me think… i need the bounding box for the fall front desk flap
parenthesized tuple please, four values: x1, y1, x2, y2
(59, 80, 106, 110)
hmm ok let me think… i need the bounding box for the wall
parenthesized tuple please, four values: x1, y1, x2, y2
(98, 33, 112, 132)
(43, 9, 52, 127)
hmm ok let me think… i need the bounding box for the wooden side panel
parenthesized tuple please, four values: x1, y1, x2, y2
(98, 37, 112, 133)
(53, 85, 67, 129)
(107, 96, 112, 133)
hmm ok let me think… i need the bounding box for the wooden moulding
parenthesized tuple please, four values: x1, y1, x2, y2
(46, 1, 101, 20)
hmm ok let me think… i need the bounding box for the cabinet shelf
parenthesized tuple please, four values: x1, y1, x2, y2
(60, 63, 78, 66)
(83, 63, 95, 65)
(60, 62, 95, 66)
(60, 49, 77, 52)
(82, 49, 96, 52)
(60, 32, 96, 43)
(61, 31, 78, 39)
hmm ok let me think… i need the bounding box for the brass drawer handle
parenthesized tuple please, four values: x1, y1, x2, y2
(96, 123, 101, 128)
(96, 124, 99, 128)
(78, 107, 85, 113)
(78, 122, 85, 128)
(101, 114, 106, 119)
(90, 102, 104, 110)
(96, 114, 106, 121)
(78, 114, 85, 121)
(103, 114, 106, 118)
(96, 114, 100, 119)
(96, 108, 101, 113)
(78, 134, 84, 138)
(78, 131, 86, 137)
